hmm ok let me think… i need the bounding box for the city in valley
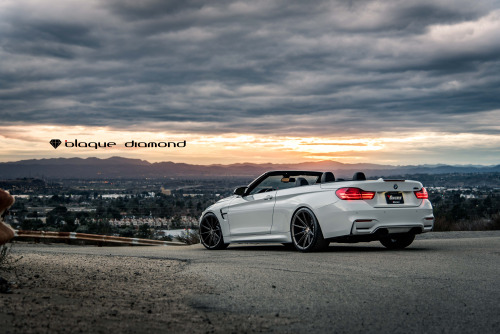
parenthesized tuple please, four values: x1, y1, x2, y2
(1, 172, 499, 243)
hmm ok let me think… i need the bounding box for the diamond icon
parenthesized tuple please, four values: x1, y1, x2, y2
(50, 139, 62, 149)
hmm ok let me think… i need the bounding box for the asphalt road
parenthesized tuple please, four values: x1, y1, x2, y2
(10, 231, 500, 333)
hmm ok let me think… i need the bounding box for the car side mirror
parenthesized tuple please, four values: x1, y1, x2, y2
(233, 186, 247, 196)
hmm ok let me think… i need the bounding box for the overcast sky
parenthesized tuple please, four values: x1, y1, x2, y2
(0, 0, 499, 165)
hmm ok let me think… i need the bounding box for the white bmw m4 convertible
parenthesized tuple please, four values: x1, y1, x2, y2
(199, 171, 434, 252)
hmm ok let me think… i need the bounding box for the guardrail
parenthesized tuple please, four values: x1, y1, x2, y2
(14, 230, 188, 246)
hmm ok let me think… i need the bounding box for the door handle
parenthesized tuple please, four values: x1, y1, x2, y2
(264, 195, 273, 200)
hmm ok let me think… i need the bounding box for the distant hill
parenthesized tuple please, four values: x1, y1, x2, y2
(0, 157, 499, 179)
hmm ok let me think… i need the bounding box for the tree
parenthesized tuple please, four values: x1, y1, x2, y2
(137, 224, 152, 239)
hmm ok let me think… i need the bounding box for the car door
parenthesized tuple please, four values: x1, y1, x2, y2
(226, 191, 276, 236)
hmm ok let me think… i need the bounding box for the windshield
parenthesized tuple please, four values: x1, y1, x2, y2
(248, 173, 321, 195)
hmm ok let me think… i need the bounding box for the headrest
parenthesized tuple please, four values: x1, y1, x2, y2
(321, 172, 335, 183)
(295, 177, 309, 186)
(352, 172, 366, 181)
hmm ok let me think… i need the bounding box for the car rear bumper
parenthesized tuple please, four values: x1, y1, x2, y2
(351, 219, 434, 235)
(317, 199, 434, 239)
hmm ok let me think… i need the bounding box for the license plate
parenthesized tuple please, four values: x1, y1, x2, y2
(385, 192, 404, 204)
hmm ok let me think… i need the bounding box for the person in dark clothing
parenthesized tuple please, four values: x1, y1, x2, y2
(0, 189, 15, 245)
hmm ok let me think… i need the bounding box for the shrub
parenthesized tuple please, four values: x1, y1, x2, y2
(0, 244, 22, 270)
(488, 214, 500, 230)
(176, 230, 200, 245)
(0, 245, 9, 269)
(118, 227, 135, 238)
(160, 234, 173, 241)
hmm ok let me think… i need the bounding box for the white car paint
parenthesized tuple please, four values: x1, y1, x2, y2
(200, 171, 434, 249)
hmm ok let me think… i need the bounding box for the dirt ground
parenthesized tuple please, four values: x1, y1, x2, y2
(0, 247, 287, 333)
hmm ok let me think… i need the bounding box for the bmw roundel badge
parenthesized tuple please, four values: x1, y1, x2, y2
(393, 184, 398, 189)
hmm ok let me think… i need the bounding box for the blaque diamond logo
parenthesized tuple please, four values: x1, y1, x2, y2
(50, 139, 62, 149)
(48, 138, 186, 149)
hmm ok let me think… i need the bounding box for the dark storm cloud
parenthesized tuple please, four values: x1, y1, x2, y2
(107, 0, 211, 20)
(0, 0, 499, 136)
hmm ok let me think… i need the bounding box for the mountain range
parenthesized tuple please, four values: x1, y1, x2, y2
(0, 157, 499, 179)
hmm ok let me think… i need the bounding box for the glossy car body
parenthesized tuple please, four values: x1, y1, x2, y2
(199, 171, 434, 251)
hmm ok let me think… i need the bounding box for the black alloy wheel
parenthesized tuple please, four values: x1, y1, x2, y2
(199, 213, 229, 250)
(291, 207, 328, 252)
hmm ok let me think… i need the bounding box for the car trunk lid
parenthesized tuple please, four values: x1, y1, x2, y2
(326, 178, 424, 208)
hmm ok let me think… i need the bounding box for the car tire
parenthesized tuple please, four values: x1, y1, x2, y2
(290, 207, 329, 252)
(199, 213, 229, 250)
(380, 234, 415, 249)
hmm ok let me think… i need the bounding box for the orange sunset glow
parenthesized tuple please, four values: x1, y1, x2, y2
(1, 125, 499, 165)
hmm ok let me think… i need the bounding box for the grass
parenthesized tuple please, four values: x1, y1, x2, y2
(0, 244, 23, 294)
(0, 245, 11, 269)
(0, 244, 22, 271)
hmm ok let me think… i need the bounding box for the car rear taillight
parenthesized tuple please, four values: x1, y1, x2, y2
(336, 187, 375, 200)
(414, 187, 428, 199)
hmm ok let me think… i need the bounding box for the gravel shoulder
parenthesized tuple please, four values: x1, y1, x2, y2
(1, 231, 500, 333)
(0, 250, 288, 334)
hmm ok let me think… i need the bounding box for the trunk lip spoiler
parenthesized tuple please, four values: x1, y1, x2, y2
(382, 179, 405, 182)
